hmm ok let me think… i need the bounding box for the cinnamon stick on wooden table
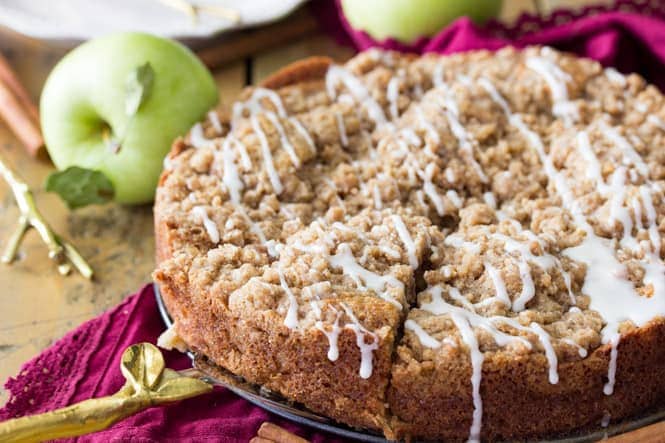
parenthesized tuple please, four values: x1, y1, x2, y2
(0, 51, 43, 156)
(250, 422, 310, 443)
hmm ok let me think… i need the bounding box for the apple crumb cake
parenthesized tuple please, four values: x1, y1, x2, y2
(153, 46, 665, 441)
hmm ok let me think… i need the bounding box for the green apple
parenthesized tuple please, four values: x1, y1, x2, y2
(341, 0, 502, 43)
(41, 32, 218, 205)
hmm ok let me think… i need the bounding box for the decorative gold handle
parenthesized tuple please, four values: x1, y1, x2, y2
(0, 152, 93, 278)
(0, 343, 212, 442)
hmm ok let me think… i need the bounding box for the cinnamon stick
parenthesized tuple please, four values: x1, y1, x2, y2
(0, 53, 40, 122)
(256, 422, 309, 443)
(0, 52, 43, 156)
(0, 78, 43, 156)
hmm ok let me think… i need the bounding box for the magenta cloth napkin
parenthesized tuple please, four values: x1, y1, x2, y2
(313, 0, 665, 91)
(0, 284, 344, 442)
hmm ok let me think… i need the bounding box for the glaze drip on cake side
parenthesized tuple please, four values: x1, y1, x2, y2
(154, 46, 665, 441)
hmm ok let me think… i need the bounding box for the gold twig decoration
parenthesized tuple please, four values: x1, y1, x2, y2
(157, 0, 241, 24)
(0, 152, 93, 278)
(0, 343, 212, 442)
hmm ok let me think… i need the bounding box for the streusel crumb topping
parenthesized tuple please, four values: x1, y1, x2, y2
(155, 46, 664, 441)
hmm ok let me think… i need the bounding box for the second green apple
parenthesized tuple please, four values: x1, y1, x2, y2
(342, 0, 502, 43)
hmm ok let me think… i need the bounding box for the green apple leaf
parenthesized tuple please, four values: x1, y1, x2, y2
(125, 62, 155, 117)
(45, 166, 115, 209)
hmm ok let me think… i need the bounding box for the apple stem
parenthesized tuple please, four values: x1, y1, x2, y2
(0, 153, 94, 279)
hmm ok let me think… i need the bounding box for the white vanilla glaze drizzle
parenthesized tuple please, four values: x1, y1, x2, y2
(561, 338, 589, 358)
(446, 190, 463, 208)
(405, 319, 441, 348)
(289, 116, 316, 153)
(208, 110, 223, 133)
(418, 163, 446, 216)
(233, 87, 288, 121)
(419, 285, 558, 442)
(603, 332, 621, 395)
(567, 126, 665, 358)
(251, 115, 284, 195)
(575, 128, 654, 254)
(387, 72, 401, 120)
(445, 167, 457, 184)
(236, 141, 253, 170)
(340, 303, 379, 379)
(220, 136, 245, 204)
(479, 73, 665, 398)
(264, 111, 301, 168)
(231, 87, 316, 197)
(415, 106, 441, 146)
(326, 65, 388, 128)
(492, 232, 574, 308)
(391, 214, 418, 269)
(199, 92, 289, 255)
(218, 127, 278, 256)
(316, 307, 342, 361)
(372, 183, 383, 209)
(290, 219, 406, 310)
(189, 123, 214, 149)
(411, 69, 659, 441)
(525, 47, 579, 126)
(388, 127, 456, 219)
(279, 269, 299, 329)
(530, 322, 559, 384)
(599, 120, 649, 176)
(444, 233, 481, 254)
(329, 243, 403, 308)
(647, 114, 665, 131)
(432, 65, 488, 182)
(335, 112, 349, 147)
(218, 139, 276, 256)
(483, 261, 511, 307)
(512, 257, 536, 312)
(438, 286, 469, 312)
(482, 191, 497, 209)
(191, 206, 220, 244)
(421, 286, 535, 350)
(604, 67, 626, 87)
(453, 312, 484, 443)
(450, 223, 576, 310)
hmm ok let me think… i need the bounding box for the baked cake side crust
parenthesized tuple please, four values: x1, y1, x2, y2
(389, 316, 665, 440)
(154, 256, 399, 436)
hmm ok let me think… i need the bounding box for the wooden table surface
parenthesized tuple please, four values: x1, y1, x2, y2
(0, 0, 610, 406)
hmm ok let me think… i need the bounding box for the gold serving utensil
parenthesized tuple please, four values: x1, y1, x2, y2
(0, 343, 212, 443)
(0, 152, 93, 278)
